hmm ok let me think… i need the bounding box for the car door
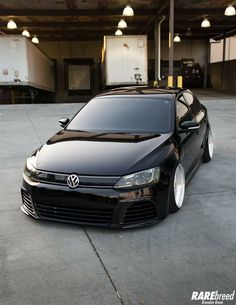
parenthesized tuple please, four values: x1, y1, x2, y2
(183, 91, 207, 160)
(175, 94, 200, 177)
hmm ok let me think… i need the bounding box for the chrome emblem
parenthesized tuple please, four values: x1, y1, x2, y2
(67, 174, 80, 189)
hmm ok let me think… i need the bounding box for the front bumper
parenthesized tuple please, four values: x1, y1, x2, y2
(21, 176, 170, 228)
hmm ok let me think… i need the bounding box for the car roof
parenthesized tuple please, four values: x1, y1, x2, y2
(98, 86, 188, 97)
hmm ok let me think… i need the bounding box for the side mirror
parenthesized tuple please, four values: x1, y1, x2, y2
(59, 117, 70, 128)
(180, 121, 200, 131)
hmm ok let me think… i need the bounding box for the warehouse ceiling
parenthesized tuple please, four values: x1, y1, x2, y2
(0, 0, 235, 41)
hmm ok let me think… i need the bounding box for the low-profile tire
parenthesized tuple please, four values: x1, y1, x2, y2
(169, 163, 186, 213)
(203, 128, 214, 163)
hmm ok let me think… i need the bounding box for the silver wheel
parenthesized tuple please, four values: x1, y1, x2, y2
(208, 130, 214, 159)
(174, 164, 185, 209)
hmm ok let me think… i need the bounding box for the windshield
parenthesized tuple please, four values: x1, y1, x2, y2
(67, 95, 174, 134)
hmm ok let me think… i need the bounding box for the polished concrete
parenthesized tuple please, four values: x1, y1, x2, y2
(0, 91, 236, 305)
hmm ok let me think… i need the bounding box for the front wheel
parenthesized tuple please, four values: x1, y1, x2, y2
(203, 129, 214, 163)
(169, 163, 186, 213)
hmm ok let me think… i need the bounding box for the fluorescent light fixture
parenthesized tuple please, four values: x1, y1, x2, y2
(224, 4, 236, 16)
(22, 29, 30, 37)
(7, 19, 17, 29)
(174, 34, 181, 42)
(32, 36, 39, 44)
(118, 19, 127, 29)
(115, 29, 123, 36)
(123, 5, 134, 16)
(201, 18, 211, 28)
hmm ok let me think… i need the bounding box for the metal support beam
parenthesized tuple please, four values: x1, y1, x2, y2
(1, 29, 142, 37)
(0, 21, 142, 28)
(212, 29, 236, 40)
(0, 21, 235, 29)
(0, 9, 154, 16)
(0, 8, 229, 17)
(168, 0, 174, 87)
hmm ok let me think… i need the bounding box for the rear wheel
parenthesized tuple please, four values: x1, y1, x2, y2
(203, 129, 213, 162)
(169, 163, 185, 213)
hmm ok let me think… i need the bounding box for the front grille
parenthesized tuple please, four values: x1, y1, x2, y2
(21, 190, 36, 215)
(124, 201, 158, 225)
(36, 202, 113, 225)
(34, 170, 119, 188)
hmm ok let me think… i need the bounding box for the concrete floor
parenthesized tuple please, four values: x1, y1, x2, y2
(0, 91, 236, 305)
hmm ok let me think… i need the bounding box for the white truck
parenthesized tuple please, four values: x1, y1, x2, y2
(102, 35, 148, 87)
(0, 36, 55, 92)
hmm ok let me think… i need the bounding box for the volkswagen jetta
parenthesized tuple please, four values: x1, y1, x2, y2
(21, 87, 213, 228)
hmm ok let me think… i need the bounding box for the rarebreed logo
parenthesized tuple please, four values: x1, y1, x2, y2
(191, 290, 235, 304)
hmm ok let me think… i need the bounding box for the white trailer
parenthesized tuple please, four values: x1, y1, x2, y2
(102, 35, 148, 87)
(0, 36, 55, 92)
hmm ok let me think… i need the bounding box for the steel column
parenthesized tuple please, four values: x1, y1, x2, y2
(168, 0, 174, 86)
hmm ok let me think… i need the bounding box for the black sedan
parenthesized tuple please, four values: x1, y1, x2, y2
(21, 87, 213, 228)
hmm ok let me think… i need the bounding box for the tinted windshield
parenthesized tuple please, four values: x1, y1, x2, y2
(67, 95, 173, 134)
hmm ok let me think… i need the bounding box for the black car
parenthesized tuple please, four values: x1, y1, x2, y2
(21, 87, 213, 228)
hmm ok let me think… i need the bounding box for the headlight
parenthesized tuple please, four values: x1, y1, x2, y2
(115, 167, 161, 189)
(24, 157, 38, 181)
(24, 156, 68, 184)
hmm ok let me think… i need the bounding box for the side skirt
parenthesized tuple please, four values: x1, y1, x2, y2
(185, 156, 203, 186)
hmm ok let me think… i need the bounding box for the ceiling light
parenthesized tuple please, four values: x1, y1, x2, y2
(174, 34, 181, 42)
(185, 27, 192, 36)
(123, 5, 134, 16)
(201, 18, 211, 28)
(224, 4, 236, 16)
(118, 19, 127, 29)
(22, 29, 30, 37)
(115, 29, 123, 36)
(7, 19, 17, 29)
(32, 36, 39, 44)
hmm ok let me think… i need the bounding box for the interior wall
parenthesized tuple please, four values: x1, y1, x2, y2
(209, 36, 236, 91)
(39, 41, 102, 103)
(39, 39, 208, 103)
(149, 39, 208, 68)
(209, 60, 236, 90)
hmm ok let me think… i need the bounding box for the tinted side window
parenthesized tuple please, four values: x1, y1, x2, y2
(176, 97, 192, 125)
(183, 92, 201, 116)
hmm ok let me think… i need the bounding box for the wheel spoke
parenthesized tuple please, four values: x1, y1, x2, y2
(174, 164, 185, 208)
(208, 130, 214, 158)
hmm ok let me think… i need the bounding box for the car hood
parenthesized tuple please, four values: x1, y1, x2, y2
(35, 130, 173, 176)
